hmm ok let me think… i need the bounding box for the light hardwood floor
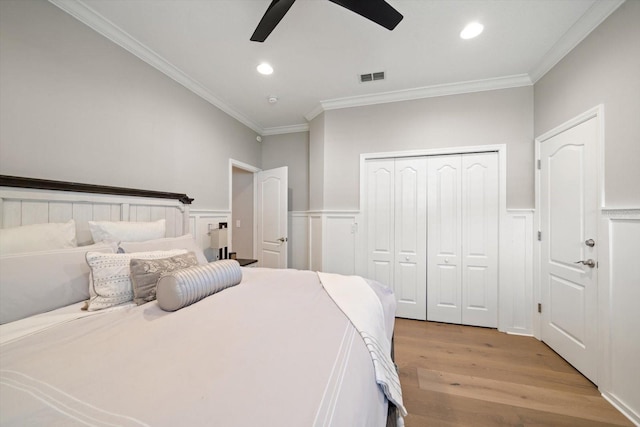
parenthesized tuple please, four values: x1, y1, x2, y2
(394, 319, 632, 427)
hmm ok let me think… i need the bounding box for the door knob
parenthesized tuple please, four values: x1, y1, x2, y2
(574, 259, 596, 268)
(585, 239, 595, 247)
(277, 237, 288, 243)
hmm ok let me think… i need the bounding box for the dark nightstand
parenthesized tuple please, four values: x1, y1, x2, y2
(236, 258, 258, 267)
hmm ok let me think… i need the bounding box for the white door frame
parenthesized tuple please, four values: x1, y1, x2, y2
(533, 105, 605, 341)
(358, 144, 507, 327)
(229, 159, 261, 259)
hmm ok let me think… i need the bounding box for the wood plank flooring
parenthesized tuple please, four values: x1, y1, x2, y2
(394, 319, 632, 427)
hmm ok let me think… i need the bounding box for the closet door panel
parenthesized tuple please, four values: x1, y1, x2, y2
(366, 159, 395, 288)
(461, 153, 498, 327)
(394, 158, 427, 320)
(427, 155, 462, 324)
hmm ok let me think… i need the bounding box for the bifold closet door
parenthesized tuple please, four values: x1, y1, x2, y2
(394, 158, 427, 320)
(427, 155, 463, 324)
(366, 158, 427, 320)
(461, 153, 498, 327)
(427, 153, 498, 327)
(366, 159, 395, 288)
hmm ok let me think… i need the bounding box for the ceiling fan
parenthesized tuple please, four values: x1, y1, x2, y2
(250, 0, 404, 42)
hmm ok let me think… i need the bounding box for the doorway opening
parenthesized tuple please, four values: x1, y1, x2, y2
(231, 166, 255, 259)
(229, 159, 260, 260)
(229, 159, 289, 268)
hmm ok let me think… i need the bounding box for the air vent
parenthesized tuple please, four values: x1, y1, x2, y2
(359, 71, 385, 83)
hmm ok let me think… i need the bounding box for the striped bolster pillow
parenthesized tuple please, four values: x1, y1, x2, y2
(156, 259, 242, 311)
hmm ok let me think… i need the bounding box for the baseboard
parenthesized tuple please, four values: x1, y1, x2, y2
(504, 330, 534, 338)
(601, 391, 640, 426)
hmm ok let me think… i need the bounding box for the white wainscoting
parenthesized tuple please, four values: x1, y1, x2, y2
(289, 212, 309, 270)
(189, 209, 231, 262)
(289, 211, 360, 273)
(499, 209, 535, 335)
(294, 209, 535, 335)
(599, 209, 640, 426)
(322, 212, 360, 276)
(309, 213, 323, 271)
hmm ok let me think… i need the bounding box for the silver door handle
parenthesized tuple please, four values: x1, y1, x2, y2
(277, 237, 288, 243)
(585, 239, 595, 247)
(574, 259, 595, 268)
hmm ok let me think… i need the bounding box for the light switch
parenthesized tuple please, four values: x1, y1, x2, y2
(236, 220, 241, 228)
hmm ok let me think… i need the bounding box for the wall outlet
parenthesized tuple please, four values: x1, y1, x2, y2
(236, 220, 241, 228)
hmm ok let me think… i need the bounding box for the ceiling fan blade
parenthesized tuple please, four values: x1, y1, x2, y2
(250, 0, 296, 42)
(328, 0, 403, 30)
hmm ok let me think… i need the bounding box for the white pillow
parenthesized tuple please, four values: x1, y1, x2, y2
(88, 219, 166, 243)
(0, 220, 77, 256)
(85, 249, 187, 311)
(118, 234, 208, 265)
(0, 243, 116, 324)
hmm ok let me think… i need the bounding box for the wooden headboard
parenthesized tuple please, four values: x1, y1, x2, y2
(0, 175, 193, 245)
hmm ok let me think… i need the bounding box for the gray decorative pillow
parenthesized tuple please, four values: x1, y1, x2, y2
(86, 249, 188, 311)
(156, 260, 242, 312)
(130, 252, 199, 305)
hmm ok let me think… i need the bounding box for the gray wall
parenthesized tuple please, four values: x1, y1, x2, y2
(317, 86, 534, 210)
(231, 167, 254, 258)
(534, 0, 640, 208)
(309, 113, 326, 211)
(261, 132, 309, 211)
(0, 0, 261, 210)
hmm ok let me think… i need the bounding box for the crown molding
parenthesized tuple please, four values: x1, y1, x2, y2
(50, 0, 622, 136)
(304, 104, 326, 122)
(528, 0, 625, 83)
(261, 123, 309, 136)
(48, 0, 265, 135)
(304, 74, 532, 118)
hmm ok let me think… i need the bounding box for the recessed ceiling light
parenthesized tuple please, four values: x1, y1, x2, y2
(460, 22, 484, 39)
(257, 63, 273, 75)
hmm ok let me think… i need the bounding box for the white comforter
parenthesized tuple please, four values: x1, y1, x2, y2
(1, 268, 396, 427)
(318, 272, 407, 424)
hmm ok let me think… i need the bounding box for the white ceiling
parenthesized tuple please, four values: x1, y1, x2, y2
(51, 0, 623, 135)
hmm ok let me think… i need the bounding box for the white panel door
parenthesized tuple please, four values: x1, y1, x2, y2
(461, 153, 498, 327)
(394, 158, 427, 320)
(427, 155, 462, 324)
(257, 166, 288, 268)
(366, 159, 395, 288)
(540, 117, 598, 383)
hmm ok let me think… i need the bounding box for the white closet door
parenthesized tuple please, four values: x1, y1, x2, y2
(427, 155, 462, 324)
(461, 153, 498, 327)
(366, 159, 395, 288)
(394, 158, 427, 320)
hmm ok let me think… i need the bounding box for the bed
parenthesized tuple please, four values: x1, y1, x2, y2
(0, 176, 405, 426)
